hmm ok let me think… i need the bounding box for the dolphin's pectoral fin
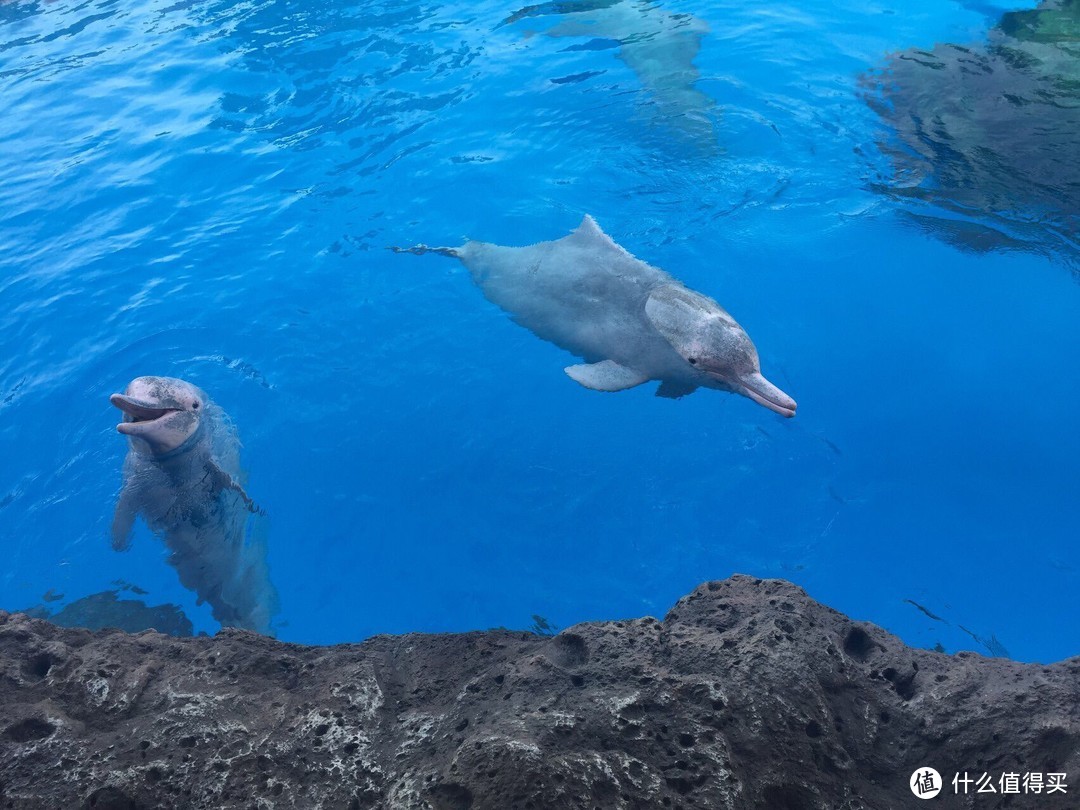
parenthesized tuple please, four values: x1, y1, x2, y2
(655, 380, 698, 399)
(111, 486, 138, 552)
(565, 360, 649, 392)
(206, 461, 266, 516)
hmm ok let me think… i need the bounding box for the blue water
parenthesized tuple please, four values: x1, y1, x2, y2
(0, 0, 1077, 662)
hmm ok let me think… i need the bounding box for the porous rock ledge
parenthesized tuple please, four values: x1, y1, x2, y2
(0, 575, 1077, 810)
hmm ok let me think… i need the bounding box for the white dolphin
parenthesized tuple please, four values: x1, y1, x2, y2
(110, 376, 278, 634)
(394, 216, 796, 416)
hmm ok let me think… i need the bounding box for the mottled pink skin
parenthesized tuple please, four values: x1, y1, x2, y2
(110, 376, 208, 456)
(643, 282, 797, 417)
(736, 374, 797, 418)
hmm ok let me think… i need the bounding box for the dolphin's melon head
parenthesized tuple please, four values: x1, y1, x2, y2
(110, 376, 209, 455)
(645, 284, 797, 417)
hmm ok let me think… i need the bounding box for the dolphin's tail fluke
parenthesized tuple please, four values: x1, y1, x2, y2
(389, 244, 461, 259)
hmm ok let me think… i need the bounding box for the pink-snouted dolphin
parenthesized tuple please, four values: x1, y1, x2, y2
(393, 215, 796, 417)
(110, 376, 278, 634)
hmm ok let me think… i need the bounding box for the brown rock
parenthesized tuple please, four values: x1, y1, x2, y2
(0, 575, 1076, 809)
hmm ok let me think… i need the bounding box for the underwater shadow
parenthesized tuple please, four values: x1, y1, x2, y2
(862, 0, 1080, 272)
(23, 585, 194, 636)
(501, 0, 719, 154)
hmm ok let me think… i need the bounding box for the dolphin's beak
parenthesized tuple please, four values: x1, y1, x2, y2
(110, 394, 174, 434)
(737, 373, 797, 418)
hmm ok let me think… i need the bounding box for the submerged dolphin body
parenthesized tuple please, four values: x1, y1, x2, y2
(505, 0, 715, 145)
(110, 376, 277, 634)
(395, 216, 796, 416)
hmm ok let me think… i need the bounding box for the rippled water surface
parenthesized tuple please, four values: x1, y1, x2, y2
(1, 0, 1077, 661)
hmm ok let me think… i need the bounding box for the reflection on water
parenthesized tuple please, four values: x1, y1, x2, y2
(864, 0, 1080, 266)
(503, 0, 717, 148)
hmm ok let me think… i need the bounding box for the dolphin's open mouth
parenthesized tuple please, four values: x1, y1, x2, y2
(110, 394, 176, 433)
(737, 373, 797, 418)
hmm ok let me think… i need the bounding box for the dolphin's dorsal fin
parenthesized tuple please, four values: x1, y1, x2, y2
(566, 215, 629, 257)
(564, 360, 649, 392)
(574, 214, 605, 238)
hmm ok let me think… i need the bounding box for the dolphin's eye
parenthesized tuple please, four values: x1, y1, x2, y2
(688, 358, 698, 365)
